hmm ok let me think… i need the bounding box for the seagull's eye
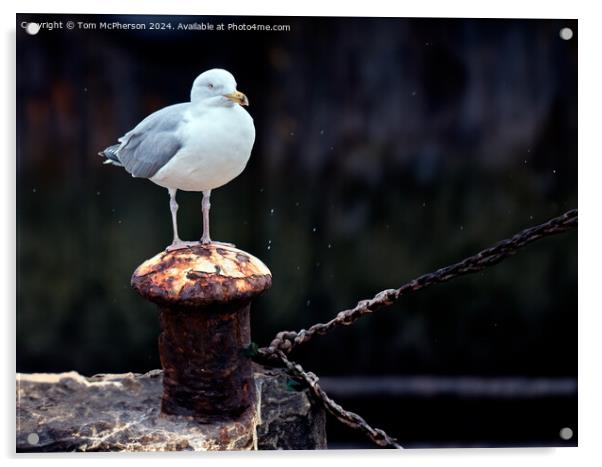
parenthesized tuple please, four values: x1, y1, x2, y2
(208, 83, 214, 89)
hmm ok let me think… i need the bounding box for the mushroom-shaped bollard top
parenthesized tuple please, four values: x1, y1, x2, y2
(131, 244, 272, 308)
(131, 244, 272, 421)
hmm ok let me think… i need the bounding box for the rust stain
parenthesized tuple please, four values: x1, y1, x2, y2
(194, 247, 213, 257)
(235, 253, 250, 263)
(131, 244, 271, 308)
(218, 426, 230, 445)
(133, 244, 265, 422)
(159, 305, 255, 421)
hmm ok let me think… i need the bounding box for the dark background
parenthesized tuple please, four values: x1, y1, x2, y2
(16, 15, 577, 448)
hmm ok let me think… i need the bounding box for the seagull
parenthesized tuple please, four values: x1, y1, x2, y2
(99, 68, 255, 250)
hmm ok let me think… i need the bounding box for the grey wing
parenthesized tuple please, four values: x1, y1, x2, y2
(115, 103, 189, 179)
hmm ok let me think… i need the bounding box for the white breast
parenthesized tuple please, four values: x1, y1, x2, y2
(150, 105, 255, 192)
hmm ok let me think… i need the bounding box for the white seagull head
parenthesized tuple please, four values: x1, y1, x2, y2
(190, 68, 249, 107)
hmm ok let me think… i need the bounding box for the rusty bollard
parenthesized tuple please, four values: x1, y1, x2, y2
(131, 244, 272, 422)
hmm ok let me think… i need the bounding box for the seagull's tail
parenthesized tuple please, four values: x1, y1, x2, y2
(98, 144, 123, 166)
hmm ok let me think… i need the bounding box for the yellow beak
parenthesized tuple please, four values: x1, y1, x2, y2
(224, 90, 249, 106)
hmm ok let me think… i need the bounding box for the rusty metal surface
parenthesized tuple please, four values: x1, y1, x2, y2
(159, 305, 255, 420)
(131, 244, 271, 422)
(131, 244, 272, 308)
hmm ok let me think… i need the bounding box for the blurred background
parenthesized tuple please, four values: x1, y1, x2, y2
(16, 15, 577, 448)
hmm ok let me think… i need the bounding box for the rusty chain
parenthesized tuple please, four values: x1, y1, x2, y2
(254, 208, 577, 449)
(265, 209, 578, 355)
(255, 348, 403, 449)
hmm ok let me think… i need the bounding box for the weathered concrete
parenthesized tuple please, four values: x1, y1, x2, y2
(256, 367, 327, 450)
(16, 366, 326, 452)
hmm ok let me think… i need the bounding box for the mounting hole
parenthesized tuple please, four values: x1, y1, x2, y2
(559, 27, 573, 40)
(25, 22, 41, 35)
(559, 427, 573, 440)
(27, 432, 39, 445)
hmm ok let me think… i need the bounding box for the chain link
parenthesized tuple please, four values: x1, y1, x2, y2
(265, 209, 577, 355)
(255, 348, 403, 448)
(255, 209, 577, 449)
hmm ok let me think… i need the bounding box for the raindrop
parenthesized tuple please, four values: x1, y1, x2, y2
(460, 225, 464, 231)
(411, 91, 417, 96)
(259, 187, 264, 193)
(422, 202, 426, 208)
(327, 243, 332, 249)
(306, 299, 311, 307)
(295, 201, 300, 207)
(315, 262, 321, 268)
(117, 220, 122, 224)
(267, 245, 271, 251)
(111, 208, 116, 213)
(312, 227, 317, 232)
(529, 215, 534, 220)
(524, 160, 528, 164)
(553, 169, 557, 174)
(527, 148, 531, 153)
(83, 87, 88, 92)
(289, 132, 295, 136)
(319, 129, 325, 135)
(32, 188, 36, 193)
(296, 265, 301, 271)
(269, 208, 275, 215)
(330, 146, 334, 151)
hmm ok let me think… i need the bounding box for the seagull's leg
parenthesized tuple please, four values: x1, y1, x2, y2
(166, 188, 197, 251)
(200, 190, 236, 248)
(200, 190, 212, 245)
(169, 188, 181, 243)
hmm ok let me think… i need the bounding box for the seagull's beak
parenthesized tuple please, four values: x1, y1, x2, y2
(224, 90, 249, 106)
